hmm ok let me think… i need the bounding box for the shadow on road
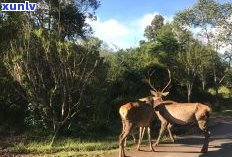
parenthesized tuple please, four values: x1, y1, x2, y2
(199, 141, 232, 157)
(168, 119, 232, 156)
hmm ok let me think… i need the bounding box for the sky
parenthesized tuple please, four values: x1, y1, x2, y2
(87, 0, 229, 49)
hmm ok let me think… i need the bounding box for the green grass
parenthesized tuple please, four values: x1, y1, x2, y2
(1, 137, 123, 157)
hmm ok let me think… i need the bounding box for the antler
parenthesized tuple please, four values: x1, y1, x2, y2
(161, 69, 171, 92)
(147, 70, 158, 92)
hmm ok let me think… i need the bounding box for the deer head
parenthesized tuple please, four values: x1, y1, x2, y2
(147, 69, 171, 105)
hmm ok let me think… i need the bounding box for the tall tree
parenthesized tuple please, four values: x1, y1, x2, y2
(176, 40, 210, 102)
(144, 14, 164, 42)
(4, 25, 100, 145)
(1, 0, 101, 144)
(174, 0, 232, 100)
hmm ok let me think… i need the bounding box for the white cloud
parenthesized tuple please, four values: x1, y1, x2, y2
(87, 13, 174, 49)
(87, 17, 132, 49)
(90, 18, 130, 39)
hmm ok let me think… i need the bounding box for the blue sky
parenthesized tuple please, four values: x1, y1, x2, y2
(97, 0, 196, 21)
(87, 0, 229, 49)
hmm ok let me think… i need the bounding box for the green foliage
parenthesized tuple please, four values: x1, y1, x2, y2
(156, 24, 179, 53)
(144, 14, 164, 41)
(208, 88, 216, 96)
(218, 86, 231, 98)
(0, 0, 232, 150)
(24, 103, 49, 132)
(4, 26, 105, 140)
(0, 61, 27, 135)
(0, 0, 102, 144)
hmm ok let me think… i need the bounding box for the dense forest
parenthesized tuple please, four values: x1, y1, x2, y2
(0, 0, 232, 156)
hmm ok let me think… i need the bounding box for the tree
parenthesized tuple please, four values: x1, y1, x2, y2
(4, 24, 101, 145)
(155, 24, 179, 64)
(176, 40, 210, 102)
(144, 14, 164, 42)
(1, 0, 101, 144)
(144, 15, 179, 68)
(174, 0, 232, 101)
(0, 60, 27, 132)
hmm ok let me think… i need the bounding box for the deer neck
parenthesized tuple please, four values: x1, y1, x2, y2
(153, 99, 164, 106)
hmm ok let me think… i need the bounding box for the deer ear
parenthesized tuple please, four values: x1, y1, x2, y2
(162, 92, 169, 96)
(150, 90, 157, 96)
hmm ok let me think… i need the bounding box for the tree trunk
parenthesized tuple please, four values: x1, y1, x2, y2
(201, 71, 206, 91)
(186, 71, 195, 102)
(50, 123, 61, 146)
(202, 80, 205, 91)
(213, 66, 219, 103)
(215, 84, 219, 103)
(187, 82, 193, 103)
(187, 85, 191, 103)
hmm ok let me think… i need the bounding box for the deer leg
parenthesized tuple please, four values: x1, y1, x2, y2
(137, 127, 145, 151)
(155, 121, 168, 146)
(167, 123, 175, 143)
(141, 127, 146, 140)
(119, 121, 132, 157)
(132, 133, 137, 144)
(125, 130, 138, 146)
(124, 125, 137, 147)
(130, 126, 137, 145)
(147, 127, 155, 152)
(197, 120, 211, 153)
(119, 121, 125, 157)
(121, 121, 128, 147)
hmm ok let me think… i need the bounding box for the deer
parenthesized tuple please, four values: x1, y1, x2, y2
(118, 99, 155, 157)
(122, 70, 175, 148)
(146, 69, 212, 153)
(136, 69, 176, 146)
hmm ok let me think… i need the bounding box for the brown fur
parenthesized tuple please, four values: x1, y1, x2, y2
(151, 91, 212, 153)
(118, 101, 155, 157)
(139, 97, 175, 145)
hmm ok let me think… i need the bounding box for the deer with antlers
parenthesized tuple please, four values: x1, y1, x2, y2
(145, 69, 212, 153)
(121, 70, 175, 153)
(139, 69, 176, 146)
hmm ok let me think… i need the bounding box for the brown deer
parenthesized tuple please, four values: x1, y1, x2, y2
(122, 70, 175, 148)
(136, 69, 175, 146)
(118, 99, 155, 157)
(148, 69, 212, 153)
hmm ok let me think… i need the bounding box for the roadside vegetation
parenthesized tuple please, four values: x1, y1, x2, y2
(0, 0, 232, 156)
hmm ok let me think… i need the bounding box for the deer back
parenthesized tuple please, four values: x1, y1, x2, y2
(119, 102, 154, 127)
(155, 103, 199, 125)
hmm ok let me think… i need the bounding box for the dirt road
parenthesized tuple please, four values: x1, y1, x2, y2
(107, 118, 232, 157)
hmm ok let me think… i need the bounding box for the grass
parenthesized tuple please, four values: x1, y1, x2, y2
(1, 133, 178, 157)
(1, 136, 123, 157)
